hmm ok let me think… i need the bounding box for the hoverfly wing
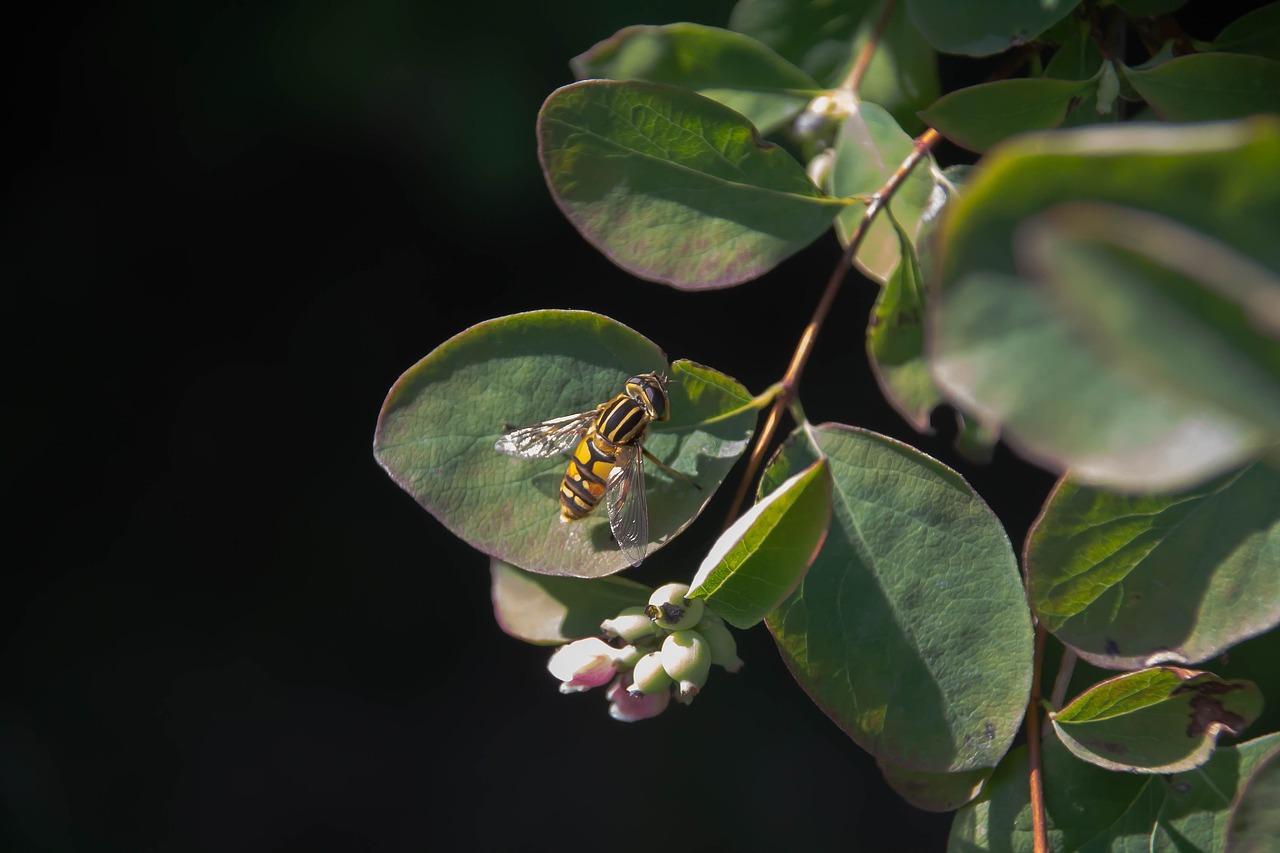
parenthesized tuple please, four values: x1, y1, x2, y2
(606, 443, 649, 567)
(494, 410, 596, 459)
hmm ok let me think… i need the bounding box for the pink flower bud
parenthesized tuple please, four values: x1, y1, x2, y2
(547, 637, 623, 694)
(606, 677, 670, 722)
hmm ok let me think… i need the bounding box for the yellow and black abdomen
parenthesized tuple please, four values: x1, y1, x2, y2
(558, 394, 650, 520)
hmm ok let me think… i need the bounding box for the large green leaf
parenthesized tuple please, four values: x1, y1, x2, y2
(1050, 667, 1263, 774)
(537, 79, 850, 290)
(688, 457, 831, 629)
(949, 730, 1280, 852)
(878, 759, 992, 812)
(905, 0, 1079, 57)
(919, 77, 1099, 154)
(765, 423, 1031, 772)
(1206, 3, 1280, 61)
(1122, 54, 1280, 122)
(929, 118, 1280, 492)
(728, 0, 940, 134)
(830, 100, 939, 284)
(490, 559, 650, 645)
(1226, 742, 1280, 852)
(373, 310, 756, 577)
(1027, 464, 1280, 669)
(570, 23, 822, 136)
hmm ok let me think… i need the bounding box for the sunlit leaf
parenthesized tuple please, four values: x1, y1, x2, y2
(1050, 667, 1263, 774)
(1226, 742, 1280, 852)
(689, 457, 831, 629)
(765, 423, 1031, 772)
(490, 559, 650, 645)
(831, 101, 939, 283)
(929, 119, 1280, 492)
(1027, 464, 1280, 670)
(905, 0, 1079, 57)
(374, 310, 756, 577)
(949, 729, 1280, 852)
(878, 759, 992, 812)
(537, 79, 850, 290)
(570, 23, 822, 135)
(920, 78, 1099, 153)
(1122, 54, 1280, 121)
(1207, 2, 1280, 61)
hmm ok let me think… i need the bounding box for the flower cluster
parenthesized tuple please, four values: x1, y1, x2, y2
(545, 582, 743, 722)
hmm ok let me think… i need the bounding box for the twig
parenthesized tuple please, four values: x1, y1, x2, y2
(1026, 622, 1049, 853)
(840, 0, 899, 93)
(723, 128, 940, 528)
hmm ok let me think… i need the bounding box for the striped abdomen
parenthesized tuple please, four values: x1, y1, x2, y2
(558, 393, 650, 520)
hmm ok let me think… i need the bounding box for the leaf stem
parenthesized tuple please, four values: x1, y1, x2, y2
(722, 128, 941, 529)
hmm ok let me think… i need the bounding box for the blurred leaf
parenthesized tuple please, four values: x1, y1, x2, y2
(689, 457, 831, 629)
(905, 0, 1079, 57)
(831, 101, 939, 283)
(1122, 54, 1280, 121)
(1027, 464, 1280, 670)
(490, 559, 650, 645)
(1044, 21, 1109, 129)
(537, 80, 849, 290)
(878, 759, 992, 812)
(374, 310, 755, 577)
(950, 728, 1280, 852)
(1226, 742, 1280, 852)
(570, 23, 822, 135)
(1051, 667, 1263, 773)
(929, 119, 1280, 492)
(1207, 2, 1280, 61)
(765, 423, 1031, 772)
(920, 78, 1099, 153)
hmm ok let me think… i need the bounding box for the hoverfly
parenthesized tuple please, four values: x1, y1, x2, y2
(494, 372, 695, 566)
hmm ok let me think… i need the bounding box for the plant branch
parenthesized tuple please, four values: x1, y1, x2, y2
(1027, 621, 1049, 853)
(723, 128, 940, 528)
(840, 0, 899, 93)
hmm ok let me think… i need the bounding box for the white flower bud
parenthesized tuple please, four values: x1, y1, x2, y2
(547, 637, 623, 694)
(606, 678, 670, 722)
(661, 630, 711, 704)
(645, 582, 705, 631)
(601, 606, 659, 643)
(628, 651, 674, 696)
(697, 613, 743, 674)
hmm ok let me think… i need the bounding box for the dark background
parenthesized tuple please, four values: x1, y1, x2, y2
(4, 2, 1247, 851)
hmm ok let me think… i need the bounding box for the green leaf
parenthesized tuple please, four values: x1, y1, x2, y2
(765, 423, 1031, 772)
(490, 559, 650, 645)
(1227, 742, 1280, 852)
(373, 310, 756, 578)
(1027, 464, 1280, 669)
(905, 0, 1079, 57)
(1207, 2, 1280, 61)
(570, 23, 823, 135)
(878, 759, 992, 812)
(920, 78, 1099, 153)
(689, 457, 831, 629)
(949, 729, 1280, 852)
(537, 79, 850, 290)
(1051, 667, 1264, 774)
(1122, 54, 1280, 121)
(929, 119, 1280, 491)
(831, 101, 939, 284)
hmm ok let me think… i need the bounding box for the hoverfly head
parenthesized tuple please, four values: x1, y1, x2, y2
(626, 371, 670, 422)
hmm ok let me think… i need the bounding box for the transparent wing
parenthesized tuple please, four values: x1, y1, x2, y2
(606, 443, 649, 567)
(494, 410, 596, 459)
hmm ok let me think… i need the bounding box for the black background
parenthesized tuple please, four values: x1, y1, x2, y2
(4, 2, 1248, 851)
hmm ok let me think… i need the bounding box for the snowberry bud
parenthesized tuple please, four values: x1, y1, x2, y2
(607, 677, 670, 722)
(601, 606, 659, 643)
(696, 612, 743, 674)
(628, 651, 674, 696)
(547, 637, 624, 694)
(661, 630, 711, 703)
(645, 582, 705, 631)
